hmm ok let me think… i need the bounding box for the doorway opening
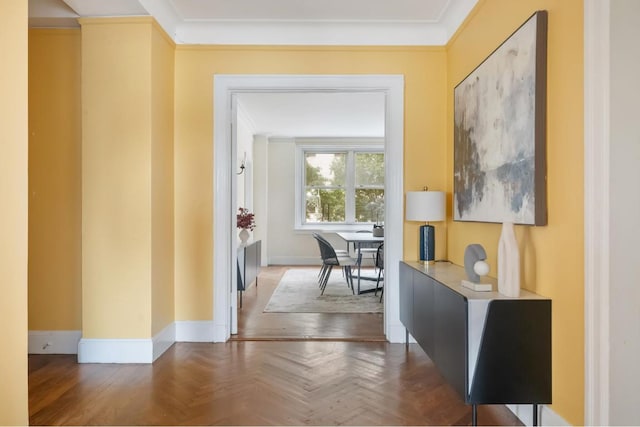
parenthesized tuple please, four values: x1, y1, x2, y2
(212, 75, 405, 343)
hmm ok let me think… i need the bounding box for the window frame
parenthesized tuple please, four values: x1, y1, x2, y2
(295, 140, 384, 231)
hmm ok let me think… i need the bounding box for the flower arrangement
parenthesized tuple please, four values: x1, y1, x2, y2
(236, 207, 255, 231)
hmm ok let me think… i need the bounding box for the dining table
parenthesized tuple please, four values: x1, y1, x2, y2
(335, 232, 384, 295)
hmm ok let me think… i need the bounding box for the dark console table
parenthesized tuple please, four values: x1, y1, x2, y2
(237, 240, 261, 307)
(399, 261, 551, 426)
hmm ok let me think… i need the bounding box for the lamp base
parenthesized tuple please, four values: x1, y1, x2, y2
(419, 224, 435, 262)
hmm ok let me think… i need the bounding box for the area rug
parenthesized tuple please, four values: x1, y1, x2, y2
(263, 268, 383, 313)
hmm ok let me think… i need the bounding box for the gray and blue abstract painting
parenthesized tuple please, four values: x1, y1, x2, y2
(454, 14, 540, 225)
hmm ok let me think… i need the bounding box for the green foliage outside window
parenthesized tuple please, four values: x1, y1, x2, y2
(304, 150, 384, 224)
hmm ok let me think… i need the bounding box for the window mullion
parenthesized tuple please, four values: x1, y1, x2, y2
(345, 151, 355, 223)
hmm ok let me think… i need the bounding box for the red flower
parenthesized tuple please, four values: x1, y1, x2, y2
(237, 207, 256, 231)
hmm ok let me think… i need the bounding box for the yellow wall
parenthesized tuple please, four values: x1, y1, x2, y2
(446, 1, 584, 424)
(151, 25, 176, 335)
(29, 20, 175, 340)
(174, 45, 448, 320)
(0, 0, 29, 424)
(28, 29, 82, 331)
(81, 18, 154, 338)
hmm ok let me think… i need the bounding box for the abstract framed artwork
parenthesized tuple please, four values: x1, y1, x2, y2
(453, 10, 548, 225)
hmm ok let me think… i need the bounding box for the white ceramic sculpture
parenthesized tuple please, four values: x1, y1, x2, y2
(497, 221, 520, 297)
(473, 260, 490, 277)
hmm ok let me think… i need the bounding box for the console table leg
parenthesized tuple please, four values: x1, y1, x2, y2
(471, 404, 477, 426)
(405, 328, 409, 349)
(533, 404, 538, 426)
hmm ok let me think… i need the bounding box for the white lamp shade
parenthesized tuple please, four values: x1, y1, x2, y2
(406, 191, 446, 222)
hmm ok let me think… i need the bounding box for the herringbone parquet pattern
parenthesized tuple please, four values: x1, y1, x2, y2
(28, 267, 521, 426)
(29, 342, 520, 426)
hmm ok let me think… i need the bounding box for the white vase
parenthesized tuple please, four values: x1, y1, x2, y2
(497, 221, 520, 297)
(239, 228, 250, 244)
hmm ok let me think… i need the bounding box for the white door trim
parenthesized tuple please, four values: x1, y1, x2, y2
(212, 74, 405, 342)
(584, 0, 611, 425)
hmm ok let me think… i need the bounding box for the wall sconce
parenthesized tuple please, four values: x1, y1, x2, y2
(237, 152, 246, 175)
(406, 186, 446, 263)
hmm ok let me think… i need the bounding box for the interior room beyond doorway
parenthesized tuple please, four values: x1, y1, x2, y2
(234, 266, 384, 341)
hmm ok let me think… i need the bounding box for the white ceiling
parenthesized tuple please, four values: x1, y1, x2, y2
(28, 0, 477, 137)
(171, 0, 450, 21)
(237, 92, 386, 138)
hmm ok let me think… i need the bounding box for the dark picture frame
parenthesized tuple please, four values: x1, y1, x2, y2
(453, 10, 548, 225)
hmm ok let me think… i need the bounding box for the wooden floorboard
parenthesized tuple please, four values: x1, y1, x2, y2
(28, 266, 523, 426)
(29, 342, 522, 426)
(235, 265, 385, 341)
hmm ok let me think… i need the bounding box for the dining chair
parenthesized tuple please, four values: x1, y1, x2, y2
(374, 243, 384, 301)
(313, 233, 350, 284)
(313, 235, 358, 295)
(312, 233, 328, 281)
(354, 229, 381, 268)
(312, 233, 348, 283)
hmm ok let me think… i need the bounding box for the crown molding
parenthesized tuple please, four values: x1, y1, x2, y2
(31, 0, 479, 45)
(174, 19, 449, 46)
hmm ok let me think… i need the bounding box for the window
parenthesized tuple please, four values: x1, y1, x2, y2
(296, 143, 384, 229)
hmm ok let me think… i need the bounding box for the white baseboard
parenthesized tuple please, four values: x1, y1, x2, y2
(29, 321, 237, 361)
(28, 330, 82, 354)
(386, 324, 417, 344)
(175, 320, 215, 342)
(506, 404, 570, 426)
(78, 323, 176, 364)
(153, 323, 176, 361)
(212, 321, 228, 342)
(386, 323, 406, 343)
(78, 338, 154, 363)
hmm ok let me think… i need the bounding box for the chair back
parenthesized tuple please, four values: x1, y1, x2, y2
(375, 243, 384, 269)
(312, 233, 340, 265)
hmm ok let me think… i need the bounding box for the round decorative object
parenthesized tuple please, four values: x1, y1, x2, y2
(238, 228, 250, 244)
(464, 243, 487, 283)
(473, 260, 490, 277)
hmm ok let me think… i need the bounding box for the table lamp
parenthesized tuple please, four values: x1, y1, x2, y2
(406, 188, 446, 263)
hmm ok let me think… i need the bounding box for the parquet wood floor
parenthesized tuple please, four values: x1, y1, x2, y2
(236, 266, 385, 341)
(28, 266, 523, 426)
